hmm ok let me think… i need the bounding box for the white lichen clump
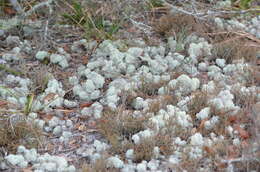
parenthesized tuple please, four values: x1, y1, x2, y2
(188, 41, 212, 59)
(35, 51, 49, 61)
(210, 90, 239, 113)
(40, 79, 65, 109)
(196, 107, 210, 120)
(168, 74, 200, 95)
(4, 146, 75, 171)
(106, 156, 124, 169)
(2, 47, 21, 61)
(190, 133, 204, 146)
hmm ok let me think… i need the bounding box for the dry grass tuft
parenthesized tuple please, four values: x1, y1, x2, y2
(148, 95, 178, 113)
(133, 137, 156, 163)
(97, 107, 149, 154)
(139, 77, 169, 97)
(97, 106, 178, 162)
(153, 13, 204, 37)
(208, 104, 233, 136)
(119, 90, 138, 109)
(28, 65, 52, 95)
(211, 38, 258, 64)
(154, 133, 175, 156)
(188, 90, 209, 118)
(82, 156, 119, 172)
(0, 117, 43, 153)
(231, 85, 257, 108)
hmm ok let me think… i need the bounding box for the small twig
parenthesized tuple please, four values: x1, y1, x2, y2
(163, 0, 260, 20)
(43, 20, 49, 42)
(215, 36, 245, 45)
(204, 31, 260, 44)
(127, 16, 153, 35)
(233, 31, 260, 44)
(163, 1, 206, 20)
(207, 8, 260, 17)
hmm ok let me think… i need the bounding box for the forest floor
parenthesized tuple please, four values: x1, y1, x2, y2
(0, 0, 259, 171)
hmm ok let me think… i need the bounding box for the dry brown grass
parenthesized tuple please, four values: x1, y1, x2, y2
(147, 95, 178, 113)
(28, 65, 51, 95)
(154, 133, 175, 156)
(82, 156, 119, 172)
(211, 37, 258, 64)
(199, 106, 259, 171)
(188, 90, 209, 118)
(213, 110, 233, 136)
(97, 107, 149, 154)
(133, 137, 156, 163)
(153, 13, 206, 37)
(133, 133, 175, 163)
(139, 77, 169, 97)
(0, 117, 43, 153)
(97, 105, 178, 162)
(231, 86, 258, 108)
(119, 90, 138, 109)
